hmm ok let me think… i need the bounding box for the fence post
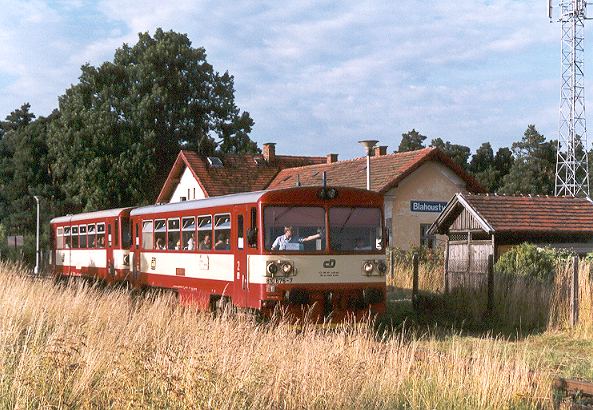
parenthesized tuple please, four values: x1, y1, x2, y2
(412, 252, 419, 311)
(487, 254, 494, 317)
(390, 247, 395, 279)
(443, 242, 449, 294)
(571, 254, 579, 327)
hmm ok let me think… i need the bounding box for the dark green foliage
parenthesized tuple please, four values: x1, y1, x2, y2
(494, 243, 568, 282)
(499, 125, 556, 195)
(0, 105, 54, 263)
(430, 138, 471, 169)
(0, 29, 258, 263)
(48, 28, 257, 211)
(398, 129, 426, 152)
(468, 143, 513, 192)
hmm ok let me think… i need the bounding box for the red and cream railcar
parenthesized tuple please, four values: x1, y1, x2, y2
(50, 208, 134, 282)
(129, 187, 387, 321)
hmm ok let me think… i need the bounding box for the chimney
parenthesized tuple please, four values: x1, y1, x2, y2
(374, 146, 387, 156)
(263, 142, 276, 163)
(326, 153, 339, 164)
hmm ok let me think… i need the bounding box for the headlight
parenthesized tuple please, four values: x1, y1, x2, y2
(377, 260, 387, 275)
(363, 261, 374, 275)
(281, 262, 293, 276)
(266, 262, 278, 277)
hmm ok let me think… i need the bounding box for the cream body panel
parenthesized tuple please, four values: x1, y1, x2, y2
(56, 249, 107, 269)
(113, 249, 130, 270)
(248, 255, 386, 285)
(140, 252, 234, 282)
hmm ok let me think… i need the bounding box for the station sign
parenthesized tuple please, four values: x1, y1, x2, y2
(410, 200, 448, 213)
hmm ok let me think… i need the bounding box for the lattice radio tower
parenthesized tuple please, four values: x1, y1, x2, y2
(549, 0, 590, 197)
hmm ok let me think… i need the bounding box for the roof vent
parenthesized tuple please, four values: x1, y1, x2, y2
(207, 157, 223, 168)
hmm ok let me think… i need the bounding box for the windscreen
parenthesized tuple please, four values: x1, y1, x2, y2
(264, 206, 325, 252)
(329, 207, 383, 252)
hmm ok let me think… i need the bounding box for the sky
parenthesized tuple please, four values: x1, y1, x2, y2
(0, 0, 577, 159)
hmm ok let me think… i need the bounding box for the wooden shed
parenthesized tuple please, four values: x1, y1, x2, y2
(428, 193, 593, 289)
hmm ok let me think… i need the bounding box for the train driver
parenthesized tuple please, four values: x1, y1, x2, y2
(271, 226, 321, 251)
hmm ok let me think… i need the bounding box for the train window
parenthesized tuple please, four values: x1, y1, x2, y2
(114, 220, 119, 247)
(198, 215, 212, 250)
(87, 224, 96, 248)
(154, 219, 166, 250)
(121, 218, 131, 248)
(108, 224, 112, 247)
(71, 226, 79, 248)
(328, 207, 382, 252)
(64, 226, 71, 248)
(248, 207, 257, 248)
(237, 215, 244, 250)
(264, 207, 325, 252)
(168, 218, 180, 250)
(97, 223, 105, 248)
(79, 225, 87, 248)
(142, 220, 154, 250)
(57, 227, 64, 249)
(214, 214, 231, 250)
(182, 217, 196, 250)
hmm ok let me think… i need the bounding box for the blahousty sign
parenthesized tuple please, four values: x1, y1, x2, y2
(410, 200, 448, 213)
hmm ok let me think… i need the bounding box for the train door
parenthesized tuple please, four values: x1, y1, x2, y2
(233, 209, 248, 306)
(106, 220, 114, 281)
(131, 219, 141, 286)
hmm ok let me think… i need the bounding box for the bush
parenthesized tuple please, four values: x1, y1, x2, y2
(494, 243, 569, 282)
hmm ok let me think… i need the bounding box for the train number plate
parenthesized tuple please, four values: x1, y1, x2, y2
(266, 277, 293, 284)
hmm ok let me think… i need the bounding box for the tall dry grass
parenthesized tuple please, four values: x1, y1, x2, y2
(390, 253, 593, 332)
(0, 261, 552, 408)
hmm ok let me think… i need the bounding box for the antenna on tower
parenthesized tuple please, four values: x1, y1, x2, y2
(550, 0, 591, 197)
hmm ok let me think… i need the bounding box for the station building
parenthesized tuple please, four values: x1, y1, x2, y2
(157, 143, 483, 250)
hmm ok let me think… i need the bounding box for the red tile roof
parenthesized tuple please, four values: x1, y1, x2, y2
(459, 193, 593, 233)
(267, 147, 484, 193)
(156, 150, 326, 201)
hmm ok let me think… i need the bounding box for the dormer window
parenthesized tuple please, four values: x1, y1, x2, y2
(207, 157, 223, 168)
(254, 157, 265, 166)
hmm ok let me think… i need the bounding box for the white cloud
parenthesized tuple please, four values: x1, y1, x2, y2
(0, 0, 578, 159)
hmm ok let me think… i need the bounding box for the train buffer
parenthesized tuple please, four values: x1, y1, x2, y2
(553, 377, 593, 409)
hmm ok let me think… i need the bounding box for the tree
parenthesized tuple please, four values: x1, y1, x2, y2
(398, 129, 426, 152)
(493, 147, 514, 176)
(499, 125, 556, 195)
(0, 105, 54, 263)
(468, 142, 509, 192)
(48, 28, 258, 211)
(0, 104, 37, 224)
(430, 138, 471, 169)
(469, 142, 494, 174)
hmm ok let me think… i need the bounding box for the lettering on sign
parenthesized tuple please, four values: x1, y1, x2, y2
(150, 257, 156, 270)
(410, 200, 448, 213)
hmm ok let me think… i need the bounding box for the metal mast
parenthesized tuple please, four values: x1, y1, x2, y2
(551, 0, 590, 197)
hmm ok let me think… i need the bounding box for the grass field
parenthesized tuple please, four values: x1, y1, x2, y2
(0, 261, 591, 408)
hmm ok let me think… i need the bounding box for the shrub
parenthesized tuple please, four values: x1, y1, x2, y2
(494, 243, 569, 282)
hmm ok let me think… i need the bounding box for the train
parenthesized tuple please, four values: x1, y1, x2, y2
(50, 186, 387, 321)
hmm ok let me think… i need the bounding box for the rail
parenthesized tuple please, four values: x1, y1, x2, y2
(553, 377, 593, 408)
